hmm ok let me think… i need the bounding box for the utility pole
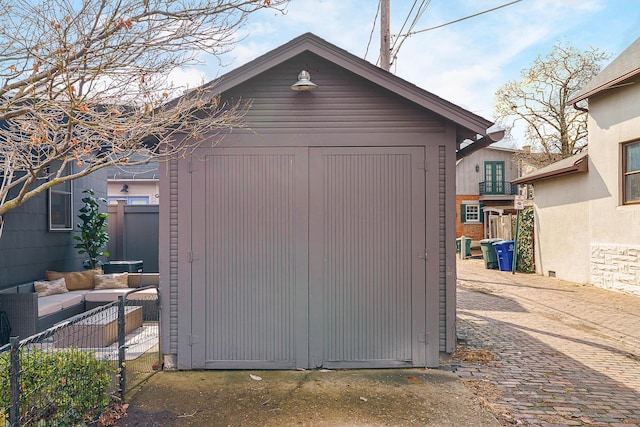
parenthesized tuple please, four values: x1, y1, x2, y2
(380, 0, 390, 71)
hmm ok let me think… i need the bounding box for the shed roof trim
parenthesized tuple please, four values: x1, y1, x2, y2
(200, 33, 493, 136)
(512, 152, 588, 184)
(568, 37, 640, 104)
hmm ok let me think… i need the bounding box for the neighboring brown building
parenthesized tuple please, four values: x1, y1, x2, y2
(159, 33, 497, 370)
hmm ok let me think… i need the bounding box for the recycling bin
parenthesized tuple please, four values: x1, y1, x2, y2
(493, 240, 515, 272)
(102, 260, 143, 274)
(479, 238, 502, 269)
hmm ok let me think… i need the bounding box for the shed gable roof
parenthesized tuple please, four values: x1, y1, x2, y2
(201, 33, 493, 137)
(569, 37, 640, 104)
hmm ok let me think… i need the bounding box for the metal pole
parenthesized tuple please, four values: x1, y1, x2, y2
(118, 297, 126, 402)
(380, 0, 390, 71)
(512, 209, 520, 274)
(9, 337, 20, 427)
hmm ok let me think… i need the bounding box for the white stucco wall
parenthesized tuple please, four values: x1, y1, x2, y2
(585, 82, 640, 295)
(532, 174, 591, 284)
(530, 80, 640, 294)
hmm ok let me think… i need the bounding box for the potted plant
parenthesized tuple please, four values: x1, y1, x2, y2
(73, 189, 110, 269)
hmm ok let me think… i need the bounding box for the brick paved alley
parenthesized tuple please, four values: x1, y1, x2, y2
(454, 258, 640, 426)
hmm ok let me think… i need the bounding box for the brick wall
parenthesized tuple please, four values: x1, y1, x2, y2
(591, 244, 640, 296)
(455, 195, 483, 240)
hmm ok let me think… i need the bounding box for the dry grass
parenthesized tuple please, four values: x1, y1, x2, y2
(461, 379, 516, 426)
(453, 347, 499, 364)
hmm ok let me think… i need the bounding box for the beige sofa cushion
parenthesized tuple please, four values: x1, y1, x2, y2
(84, 288, 157, 303)
(46, 269, 103, 291)
(34, 278, 69, 297)
(94, 272, 129, 290)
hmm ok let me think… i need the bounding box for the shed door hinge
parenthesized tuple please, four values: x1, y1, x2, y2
(188, 334, 200, 346)
(417, 250, 428, 260)
(417, 161, 427, 171)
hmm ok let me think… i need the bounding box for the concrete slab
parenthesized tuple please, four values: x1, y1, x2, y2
(118, 368, 500, 426)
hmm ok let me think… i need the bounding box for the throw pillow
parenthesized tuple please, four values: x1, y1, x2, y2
(94, 272, 129, 290)
(46, 269, 103, 291)
(34, 278, 69, 297)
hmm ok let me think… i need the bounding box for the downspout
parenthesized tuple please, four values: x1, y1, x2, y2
(573, 101, 588, 113)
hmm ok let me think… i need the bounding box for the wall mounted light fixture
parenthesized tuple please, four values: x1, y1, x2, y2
(291, 70, 317, 91)
(475, 164, 480, 172)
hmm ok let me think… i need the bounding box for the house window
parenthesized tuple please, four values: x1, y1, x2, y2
(466, 205, 480, 222)
(49, 164, 73, 231)
(460, 202, 483, 223)
(107, 196, 149, 205)
(623, 140, 640, 204)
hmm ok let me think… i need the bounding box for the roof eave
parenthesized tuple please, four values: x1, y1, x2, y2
(569, 68, 640, 104)
(512, 154, 588, 184)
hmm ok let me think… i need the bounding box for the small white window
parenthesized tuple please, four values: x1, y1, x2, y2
(465, 204, 480, 223)
(49, 163, 73, 231)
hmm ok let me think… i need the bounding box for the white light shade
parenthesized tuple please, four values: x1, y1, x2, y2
(291, 70, 317, 91)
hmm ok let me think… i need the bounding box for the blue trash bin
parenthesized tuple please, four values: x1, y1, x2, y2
(493, 240, 515, 271)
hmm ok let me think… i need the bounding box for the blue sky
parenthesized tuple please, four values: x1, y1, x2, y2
(172, 0, 640, 146)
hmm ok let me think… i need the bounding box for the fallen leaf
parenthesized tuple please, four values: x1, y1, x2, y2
(250, 374, 262, 381)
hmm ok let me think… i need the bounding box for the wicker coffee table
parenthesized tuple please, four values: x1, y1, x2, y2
(55, 305, 143, 348)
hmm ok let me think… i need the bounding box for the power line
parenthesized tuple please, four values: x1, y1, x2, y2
(390, 0, 431, 65)
(390, 0, 420, 56)
(364, 0, 381, 62)
(406, 0, 524, 36)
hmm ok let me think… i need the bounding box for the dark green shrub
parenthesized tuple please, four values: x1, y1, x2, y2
(516, 207, 535, 273)
(74, 189, 110, 269)
(0, 348, 114, 426)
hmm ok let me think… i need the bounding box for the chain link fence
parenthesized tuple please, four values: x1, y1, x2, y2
(0, 287, 159, 426)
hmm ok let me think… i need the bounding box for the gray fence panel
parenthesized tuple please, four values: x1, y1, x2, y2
(107, 203, 159, 273)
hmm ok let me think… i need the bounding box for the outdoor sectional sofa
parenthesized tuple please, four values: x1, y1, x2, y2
(0, 269, 158, 340)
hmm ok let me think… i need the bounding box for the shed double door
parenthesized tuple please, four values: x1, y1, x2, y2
(189, 146, 426, 369)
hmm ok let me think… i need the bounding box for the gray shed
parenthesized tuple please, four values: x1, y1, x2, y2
(159, 33, 494, 370)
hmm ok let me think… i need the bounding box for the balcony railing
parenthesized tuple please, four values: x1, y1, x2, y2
(479, 181, 520, 196)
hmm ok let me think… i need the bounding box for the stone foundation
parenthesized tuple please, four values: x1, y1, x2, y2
(591, 244, 640, 295)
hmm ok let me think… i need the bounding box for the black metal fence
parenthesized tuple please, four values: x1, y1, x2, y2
(0, 287, 159, 426)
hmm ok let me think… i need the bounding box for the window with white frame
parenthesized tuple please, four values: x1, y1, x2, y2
(623, 140, 640, 205)
(465, 204, 480, 222)
(49, 163, 73, 231)
(460, 201, 482, 223)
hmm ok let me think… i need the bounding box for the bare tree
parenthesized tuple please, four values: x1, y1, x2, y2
(0, 0, 286, 235)
(494, 40, 609, 164)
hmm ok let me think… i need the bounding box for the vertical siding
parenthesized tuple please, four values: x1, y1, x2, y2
(205, 154, 297, 364)
(314, 150, 413, 365)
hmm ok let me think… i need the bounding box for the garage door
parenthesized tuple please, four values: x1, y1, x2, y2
(189, 147, 426, 369)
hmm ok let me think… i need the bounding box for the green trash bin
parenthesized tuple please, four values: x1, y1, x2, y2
(456, 236, 472, 257)
(479, 238, 502, 269)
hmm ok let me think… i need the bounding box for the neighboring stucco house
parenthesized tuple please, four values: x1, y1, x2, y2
(0, 169, 108, 287)
(106, 155, 159, 205)
(456, 145, 522, 241)
(514, 37, 640, 295)
(159, 33, 498, 370)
